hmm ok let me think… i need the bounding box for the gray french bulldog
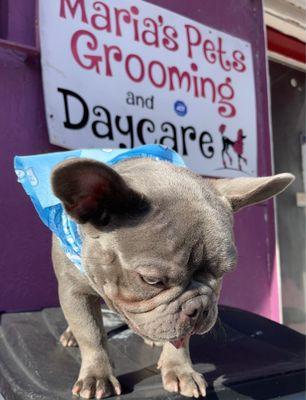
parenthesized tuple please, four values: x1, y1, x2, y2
(51, 156, 294, 399)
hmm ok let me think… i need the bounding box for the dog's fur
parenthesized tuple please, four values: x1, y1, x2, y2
(51, 157, 294, 399)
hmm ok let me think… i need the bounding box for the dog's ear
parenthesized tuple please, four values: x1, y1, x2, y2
(51, 159, 143, 224)
(213, 173, 295, 212)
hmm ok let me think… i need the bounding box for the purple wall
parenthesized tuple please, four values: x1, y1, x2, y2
(0, 0, 278, 321)
(0, 0, 60, 312)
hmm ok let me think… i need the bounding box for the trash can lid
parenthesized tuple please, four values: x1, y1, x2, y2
(0, 305, 305, 399)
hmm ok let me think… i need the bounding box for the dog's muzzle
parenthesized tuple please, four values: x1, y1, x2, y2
(181, 296, 209, 320)
(169, 294, 217, 349)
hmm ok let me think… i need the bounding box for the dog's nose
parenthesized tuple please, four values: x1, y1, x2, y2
(181, 298, 202, 319)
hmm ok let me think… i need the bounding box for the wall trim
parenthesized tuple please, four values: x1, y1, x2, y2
(267, 27, 306, 66)
(264, 0, 306, 42)
(268, 50, 306, 71)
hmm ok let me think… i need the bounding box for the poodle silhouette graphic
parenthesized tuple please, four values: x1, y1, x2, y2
(219, 124, 248, 171)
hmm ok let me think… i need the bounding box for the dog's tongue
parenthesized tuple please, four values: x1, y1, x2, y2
(170, 337, 187, 349)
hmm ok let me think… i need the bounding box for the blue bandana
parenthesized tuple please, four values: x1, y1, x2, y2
(14, 145, 186, 274)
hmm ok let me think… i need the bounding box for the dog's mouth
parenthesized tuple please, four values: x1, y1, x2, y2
(170, 335, 189, 349)
(111, 288, 218, 346)
(168, 307, 218, 348)
(120, 302, 217, 344)
(126, 311, 196, 348)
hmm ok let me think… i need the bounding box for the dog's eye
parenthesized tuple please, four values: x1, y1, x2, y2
(141, 276, 162, 286)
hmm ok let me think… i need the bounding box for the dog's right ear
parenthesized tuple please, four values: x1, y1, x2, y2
(213, 173, 295, 212)
(51, 159, 143, 225)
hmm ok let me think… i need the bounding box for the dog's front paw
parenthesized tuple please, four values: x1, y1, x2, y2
(143, 338, 163, 347)
(72, 375, 121, 399)
(60, 326, 78, 347)
(161, 366, 206, 398)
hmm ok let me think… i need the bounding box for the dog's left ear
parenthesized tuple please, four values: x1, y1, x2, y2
(51, 158, 143, 225)
(213, 173, 295, 212)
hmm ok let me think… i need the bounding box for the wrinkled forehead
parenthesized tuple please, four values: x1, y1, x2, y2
(110, 187, 233, 272)
(113, 198, 203, 252)
(108, 159, 234, 266)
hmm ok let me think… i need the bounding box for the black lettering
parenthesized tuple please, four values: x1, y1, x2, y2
(92, 106, 113, 140)
(136, 95, 145, 108)
(199, 131, 214, 158)
(115, 115, 134, 148)
(137, 119, 156, 144)
(145, 96, 154, 110)
(58, 88, 89, 129)
(126, 91, 135, 105)
(181, 126, 196, 156)
(159, 122, 178, 152)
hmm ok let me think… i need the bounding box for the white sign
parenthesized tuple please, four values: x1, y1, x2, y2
(39, 0, 257, 177)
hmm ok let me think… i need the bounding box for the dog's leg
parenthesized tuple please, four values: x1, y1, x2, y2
(238, 155, 242, 171)
(58, 285, 121, 399)
(227, 148, 233, 165)
(60, 326, 78, 347)
(157, 337, 206, 398)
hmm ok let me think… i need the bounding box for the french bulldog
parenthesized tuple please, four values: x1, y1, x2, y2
(51, 156, 294, 399)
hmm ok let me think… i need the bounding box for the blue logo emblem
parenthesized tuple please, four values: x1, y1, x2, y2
(174, 101, 187, 117)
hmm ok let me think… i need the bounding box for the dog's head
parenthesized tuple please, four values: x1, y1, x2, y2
(52, 157, 294, 346)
